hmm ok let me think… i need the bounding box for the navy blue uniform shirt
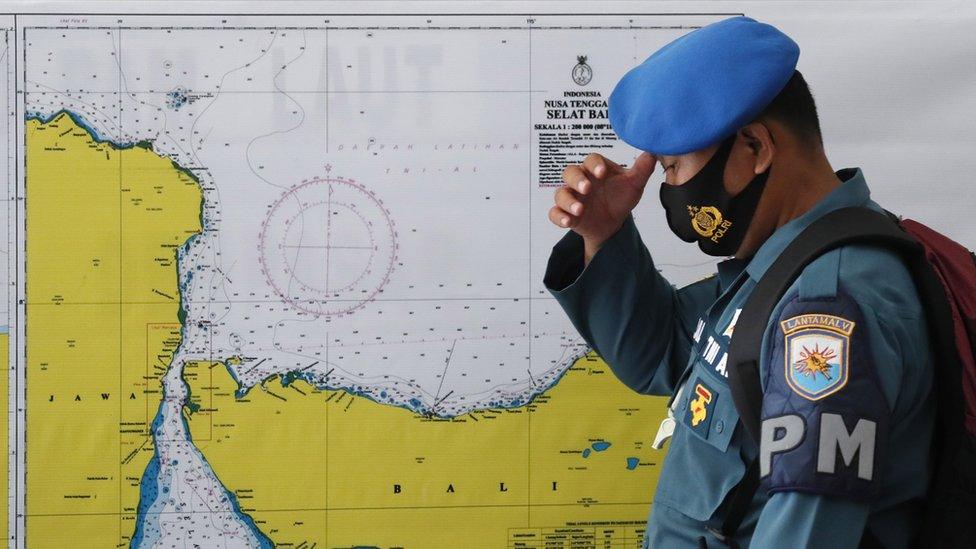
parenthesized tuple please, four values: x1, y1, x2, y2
(543, 168, 935, 547)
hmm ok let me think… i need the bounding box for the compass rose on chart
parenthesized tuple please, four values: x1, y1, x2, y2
(258, 168, 398, 316)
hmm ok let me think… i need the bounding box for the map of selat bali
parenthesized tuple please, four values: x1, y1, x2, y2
(6, 10, 737, 548)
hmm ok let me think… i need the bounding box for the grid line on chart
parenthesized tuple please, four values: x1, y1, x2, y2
(24, 499, 653, 517)
(22, 23, 730, 30)
(5, 22, 17, 548)
(22, 297, 561, 305)
(23, 90, 549, 94)
(18, 19, 26, 547)
(116, 23, 123, 545)
(526, 20, 532, 528)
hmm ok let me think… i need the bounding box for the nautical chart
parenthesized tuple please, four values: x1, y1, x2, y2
(10, 11, 745, 548)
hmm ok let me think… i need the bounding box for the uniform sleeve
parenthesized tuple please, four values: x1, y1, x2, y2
(750, 491, 869, 549)
(757, 288, 891, 502)
(543, 213, 717, 396)
(751, 242, 933, 548)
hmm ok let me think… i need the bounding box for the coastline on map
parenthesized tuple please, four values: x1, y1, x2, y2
(26, 108, 274, 547)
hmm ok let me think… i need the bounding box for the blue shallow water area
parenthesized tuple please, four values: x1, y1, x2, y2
(131, 233, 271, 547)
(130, 412, 164, 548)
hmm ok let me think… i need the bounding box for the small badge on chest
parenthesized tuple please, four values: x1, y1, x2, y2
(685, 378, 717, 436)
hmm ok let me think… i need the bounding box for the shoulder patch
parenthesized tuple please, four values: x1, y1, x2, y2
(760, 290, 889, 502)
(781, 314, 855, 401)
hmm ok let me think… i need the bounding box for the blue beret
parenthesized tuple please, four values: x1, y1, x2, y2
(608, 16, 800, 155)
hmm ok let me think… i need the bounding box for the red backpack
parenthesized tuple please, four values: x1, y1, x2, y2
(716, 207, 976, 548)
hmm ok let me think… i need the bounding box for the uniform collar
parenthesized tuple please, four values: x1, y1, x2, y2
(716, 256, 748, 292)
(743, 167, 871, 282)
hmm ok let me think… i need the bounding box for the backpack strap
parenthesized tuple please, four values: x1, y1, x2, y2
(715, 206, 921, 542)
(728, 206, 920, 443)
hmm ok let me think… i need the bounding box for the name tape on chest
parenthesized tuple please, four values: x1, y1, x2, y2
(691, 308, 741, 379)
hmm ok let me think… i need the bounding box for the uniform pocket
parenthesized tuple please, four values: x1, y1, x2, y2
(652, 362, 746, 521)
(679, 366, 739, 453)
(654, 417, 747, 521)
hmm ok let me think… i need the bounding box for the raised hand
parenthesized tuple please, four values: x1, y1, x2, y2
(548, 151, 657, 262)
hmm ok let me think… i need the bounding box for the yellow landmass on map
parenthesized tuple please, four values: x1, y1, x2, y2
(185, 352, 668, 548)
(25, 111, 202, 547)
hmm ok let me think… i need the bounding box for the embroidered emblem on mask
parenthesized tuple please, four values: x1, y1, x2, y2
(688, 205, 732, 242)
(781, 314, 855, 401)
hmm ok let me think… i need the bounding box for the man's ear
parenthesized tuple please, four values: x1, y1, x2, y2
(739, 122, 775, 174)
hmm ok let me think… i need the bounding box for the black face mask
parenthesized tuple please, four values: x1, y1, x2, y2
(658, 134, 770, 257)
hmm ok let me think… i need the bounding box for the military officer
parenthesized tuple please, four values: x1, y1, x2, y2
(543, 16, 935, 548)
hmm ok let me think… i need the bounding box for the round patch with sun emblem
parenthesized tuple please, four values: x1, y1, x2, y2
(689, 205, 724, 238)
(780, 313, 855, 400)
